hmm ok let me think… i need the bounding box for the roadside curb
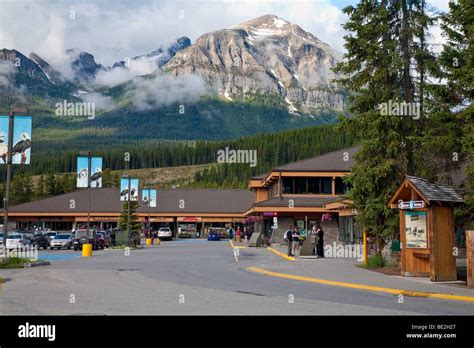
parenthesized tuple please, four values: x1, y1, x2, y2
(266, 247, 295, 261)
(246, 266, 474, 303)
(24, 261, 51, 268)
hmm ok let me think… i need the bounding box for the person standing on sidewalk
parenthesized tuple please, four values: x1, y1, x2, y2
(285, 227, 294, 256)
(316, 225, 324, 258)
(292, 227, 300, 256)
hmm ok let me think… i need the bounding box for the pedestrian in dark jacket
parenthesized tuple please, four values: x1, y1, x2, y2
(316, 225, 324, 258)
(285, 227, 294, 256)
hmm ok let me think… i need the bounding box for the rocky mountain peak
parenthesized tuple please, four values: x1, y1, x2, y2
(234, 14, 292, 31)
(164, 15, 345, 115)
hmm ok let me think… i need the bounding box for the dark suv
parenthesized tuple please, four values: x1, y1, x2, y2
(73, 229, 100, 251)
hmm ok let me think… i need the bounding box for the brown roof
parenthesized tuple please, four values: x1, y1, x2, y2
(250, 172, 269, 180)
(272, 145, 360, 172)
(253, 196, 338, 208)
(7, 188, 255, 214)
(405, 176, 464, 204)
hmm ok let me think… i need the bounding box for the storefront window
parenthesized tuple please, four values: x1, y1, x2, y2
(282, 177, 334, 194)
(294, 177, 307, 193)
(335, 177, 350, 194)
(308, 178, 320, 194)
(282, 177, 293, 194)
(321, 178, 332, 194)
(339, 216, 362, 243)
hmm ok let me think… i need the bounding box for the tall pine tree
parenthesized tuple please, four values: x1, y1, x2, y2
(334, 0, 436, 249)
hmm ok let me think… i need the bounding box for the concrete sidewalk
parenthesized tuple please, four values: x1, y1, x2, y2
(260, 244, 474, 299)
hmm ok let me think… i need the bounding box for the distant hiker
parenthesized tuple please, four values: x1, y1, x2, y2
(316, 225, 324, 258)
(285, 226, 294, 256)
(292, 227, 300, 256)
(311, 225, 318, 255)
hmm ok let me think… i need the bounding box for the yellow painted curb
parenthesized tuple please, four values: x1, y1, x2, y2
(229, 240, 247, 249)
(266, 247, 295, 261)
(246, 266, 474, 303)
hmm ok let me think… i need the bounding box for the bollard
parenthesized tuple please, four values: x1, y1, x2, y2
(146, 238, 152, 246)
(467, 231, 473, 288)
(155, 238, 161, 245)
(82, 244, 92, 257)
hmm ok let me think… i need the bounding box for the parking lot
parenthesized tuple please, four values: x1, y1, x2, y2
(1, 238, 474, 315)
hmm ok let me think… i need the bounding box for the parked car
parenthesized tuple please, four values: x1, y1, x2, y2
(158, 227, 173, 241)
(21, 231, 36, 243)
(6, 233, 31, 250)
(97, 231, 112, 248)
(33, 234, 50, 249)
(44, 231, 58, 240)
(207, 229, 221, 241)
(50, 233, 73, 250)
(178, 230, 192, 238)
(93, 233, 106, 249)
(73, 229, 99, 251)
(213, 227, 228, 239)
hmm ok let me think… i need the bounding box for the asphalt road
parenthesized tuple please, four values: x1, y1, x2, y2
(1, 239, 473, 315)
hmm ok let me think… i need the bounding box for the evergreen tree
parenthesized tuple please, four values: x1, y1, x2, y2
(35, 175, 46, 200)
(23, 172, 34, 203)
(118, 201, 142, 233)
(436, 0, 474, 226)
(45, 174, 58, 197)
(10, 173, 25, 205)
(334, 0, 436, 249)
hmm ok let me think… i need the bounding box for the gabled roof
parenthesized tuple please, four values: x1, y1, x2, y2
(405, 175, 464, 204)
(6, 188, 255, 215)
(250, 172, 269, 180)
(271, 145, 360, 172)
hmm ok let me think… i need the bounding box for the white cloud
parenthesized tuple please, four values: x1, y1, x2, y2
(0, 0, 350, 67)
(0, 61, 15, 86)
(127, 73, 212, 110)
(94, 57, 158, 86)
(80, 92, 116, 111)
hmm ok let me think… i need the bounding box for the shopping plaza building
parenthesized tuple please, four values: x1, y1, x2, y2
(5, 146, 362, 242)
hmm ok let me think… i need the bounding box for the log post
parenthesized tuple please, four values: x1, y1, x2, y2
(467, 231, 473, 288)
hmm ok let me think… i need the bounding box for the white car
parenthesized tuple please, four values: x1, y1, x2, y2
(6, 233, 31, 250)
(158, 227, 173, 241)
(50, 233, 73, 250)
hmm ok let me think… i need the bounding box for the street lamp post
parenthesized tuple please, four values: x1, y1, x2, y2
(127, 175, 131, 239)
(80, 151, 92, 239)
(2, 107, 28, 253)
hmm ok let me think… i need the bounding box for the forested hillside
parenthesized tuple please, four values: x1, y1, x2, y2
(1, 123, 355, 206)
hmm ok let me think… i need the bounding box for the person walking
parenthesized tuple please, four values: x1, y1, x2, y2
(236, 227, 241, 242)
(311, 225, 318, 255)
(292, 227, 300, 256)
(285, 226, 294, 256)
(316, 225, 324, 258)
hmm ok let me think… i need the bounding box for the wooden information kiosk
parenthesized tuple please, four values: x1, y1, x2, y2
(389, 175, 464, 282)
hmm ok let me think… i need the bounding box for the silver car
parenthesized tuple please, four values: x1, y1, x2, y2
(50, 233, 73, 250)
(158, 227, 173, 241)
(6, 233, 31, 250)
